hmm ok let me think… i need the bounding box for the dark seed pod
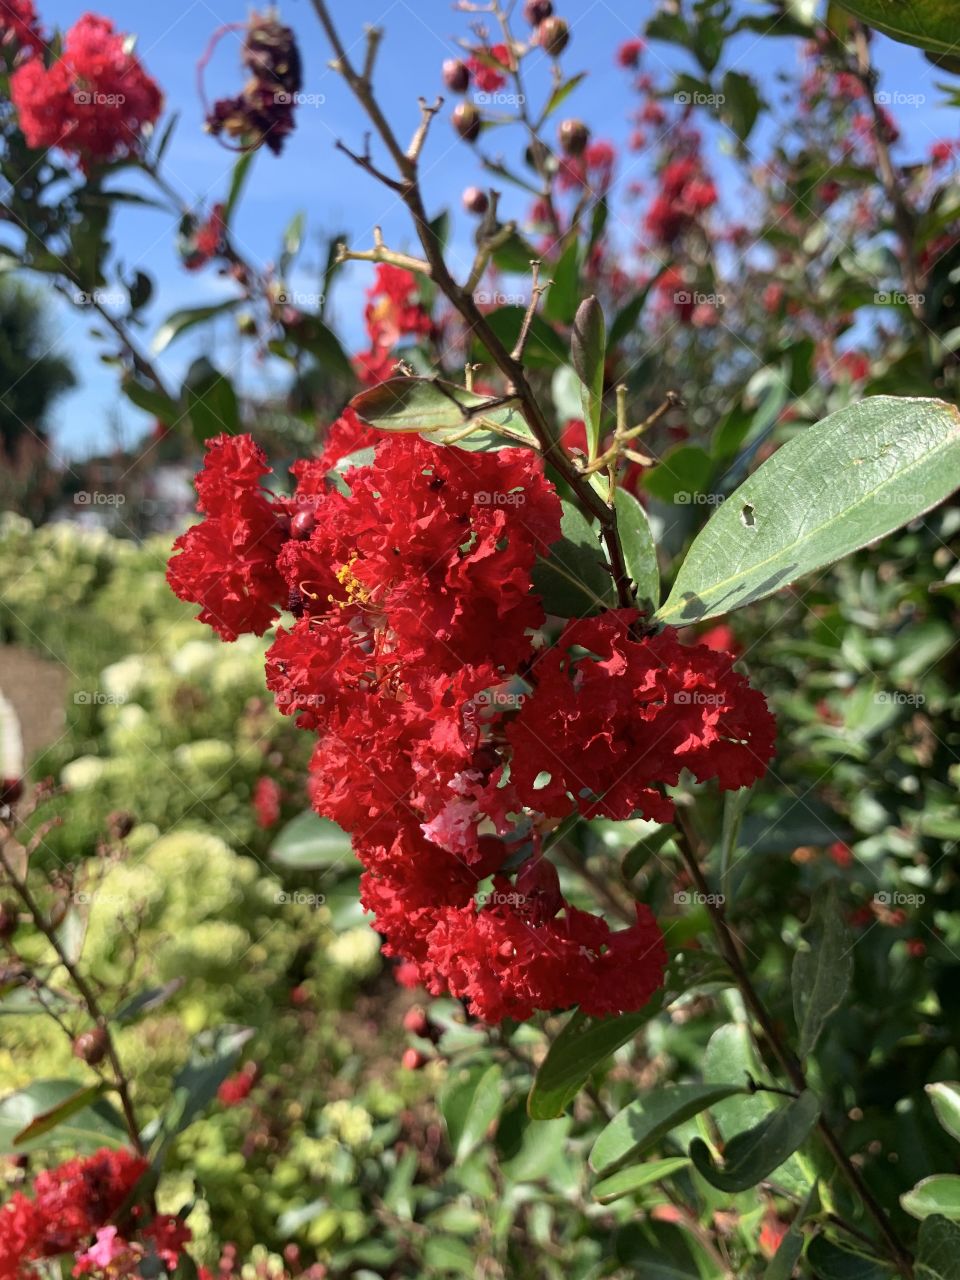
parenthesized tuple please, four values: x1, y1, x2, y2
(452, 102, 481, 143)
(538, 16, 570, 56)
(523, 0, 554, 24)
(558, 118, 589, 156)
(442, 58, 470, 93)
(462, 186, 489, 215)
(73, 1026, 109, 1066)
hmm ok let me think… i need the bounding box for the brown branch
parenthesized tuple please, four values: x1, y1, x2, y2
(307, 0, 637, 609)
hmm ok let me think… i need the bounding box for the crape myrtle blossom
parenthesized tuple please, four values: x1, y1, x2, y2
(168, 425, 776, 1021)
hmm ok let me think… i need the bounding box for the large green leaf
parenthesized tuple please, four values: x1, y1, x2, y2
(593, 1156, 691, 1203)
(657, 397, 960, 624)
(153, 299, 240, 353)
(544, 238, 582, 327)
(440, 1063, 503, 1162)
(473, 305, 568, 370)
(590, 1082, 745, 1175)
(764, 1182, 820, 1280)
(270, 810, 353, 871)
(917, 1215, 960, 1280)
(903, 1175, 960, 1222)
(927, 1083, 960, 1146)
(689, 1089, 820, 1192)
(832, 0, 957, 56)
(528, 999, 663, 1120)
(350, 377, 536, 450)
(183, 357, 240, 443)
(614, 488, 659, 614)
(807, 1236, 894, 1280)
(532, 499, 616, 616)
(0, 1080, 127, 1153)
(792, 883, 854, 1061)
(571, 296, 605, 459)
(14, 1082, 110, 1146)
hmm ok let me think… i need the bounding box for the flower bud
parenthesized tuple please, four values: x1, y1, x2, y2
(516, 856, 564, 924)
(401, 1047, 427, 1070)
(73, 1026, 109, 1066)
(523, 0, 554, 23)
(558, 118, 589, 156)
(403, 1005, 430, 1036)
(291, 510, 316, 540)
(462, 186, 489, 215)
(442, 58, 470, 93)
(0, 777, 23, 807)
(452, 102, 481, 142)
(538, 16, 570, 56)
(106, 811, 135, 841)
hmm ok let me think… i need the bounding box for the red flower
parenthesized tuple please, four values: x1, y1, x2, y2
(617, 38, 645, 68)
(253, 776, 281, 828)
(313, 407, 378, 475)
(0, 0, 44, 54)
(467, 43, 510, 92)
(167, 434, 290, 641)
(10, 13, 162, 172)
(217, 1069, 256, 1107)
(507, 611, 776, 823)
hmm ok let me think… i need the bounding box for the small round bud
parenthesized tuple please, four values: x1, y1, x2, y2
(538, 16, 569, 56)
(73, 1026, 109, 1066)
(452, 102, 481, 143)
(523, 0, 554, 23)
(442, 58, 470, 93)
(0, 900, 18, 940)
(403, 1005, 430, 1036)
(558, 118, 589, 156)
(106, 811, 135, 841)
(290, 509, 316, 540)
(401, 1047, 427, 1071)
(462, 186, 489, 215)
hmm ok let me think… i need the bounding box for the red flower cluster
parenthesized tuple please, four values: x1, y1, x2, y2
(645, 152, 717, 246)
(0, 0, 44, 54)
(355, 266, 433, 385)
(10, 13, 162, 172)
(467, 43, 510, 92)
(0, 1147, 149, 1278)
(169, 426, 775, 1021)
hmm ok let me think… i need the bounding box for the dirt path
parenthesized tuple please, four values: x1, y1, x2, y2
(0, 645, 69, 771)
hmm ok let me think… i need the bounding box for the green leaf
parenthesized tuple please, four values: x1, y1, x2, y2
(571, 295, 605, 460)
(539, 70, 587, 123)
(285, 313, 355, 383)
(183, 357, 240, 443)
(155, 1025, 254, 1149)
(350, 377, 536, 450)
(14, 1082, 110, 1146)
(528, 1000, 663, 1120)
(0, 1080, 127, 1153)
(280, 210, 305, 273)
(832, 0, 957, 56)
(270, 810, 353, 871)
(423, 1235, 476, 1274)
(531, 499, 616, 617)
(614, 488, 659, 614)
(643, 444, 713, 506)
(690, 1090, 820, 1192)
(917, 1215, 960, 1280)
(590, 1082, 746, 1175)
(903, 1176, 960, 1222)
(764, 1182, 820, 1280)
(721, 70, 762, 143)
(593, 1156, 691, 1203)
(121, 375, 180, 427)
(474, 305, 568, 370)
(114, 979, 185, 1025)
(657, 397, 960, 624)
(927, 1083, 960, 1145)
(153, 300, 240, 353)
(223, 152, 254, 226)
(807, 1236, 894, 1279)
(440, 1063, 503, 1162)
(792, 883, 854, 1061)
(544, 238, 581, 326)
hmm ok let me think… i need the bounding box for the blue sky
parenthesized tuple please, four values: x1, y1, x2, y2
(24, 0, 959, 458)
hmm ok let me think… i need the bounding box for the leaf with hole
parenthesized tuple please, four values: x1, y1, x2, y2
(689, 1089, 820, 1192)
(658, 397, 960, 624)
